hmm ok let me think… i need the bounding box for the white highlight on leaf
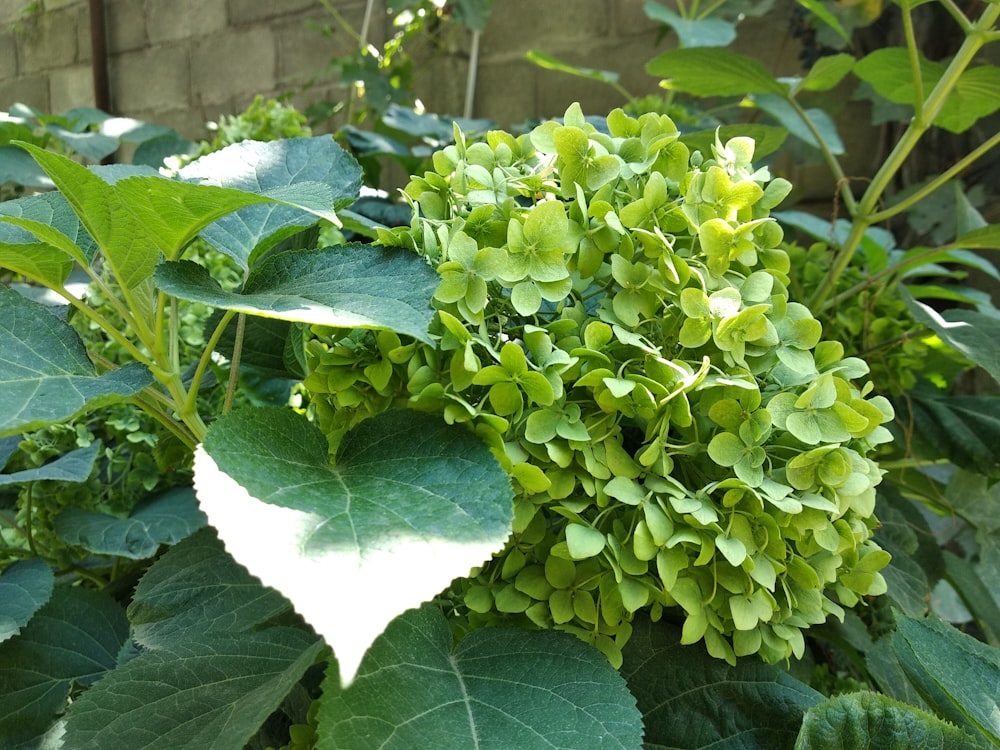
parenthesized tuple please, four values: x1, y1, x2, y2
(193, 446, 505, 686)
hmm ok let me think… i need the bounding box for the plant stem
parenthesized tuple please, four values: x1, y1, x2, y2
(867, 129, 1000, 225)
(56, 289, 154, 367)
(183, 308, 237, 416)
(810, 3, 1000, 310)
(222, 313, 247, 413)
(784, 94, 855, 215)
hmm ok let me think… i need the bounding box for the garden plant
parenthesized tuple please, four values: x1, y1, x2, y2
(1, 0, 1000, 748)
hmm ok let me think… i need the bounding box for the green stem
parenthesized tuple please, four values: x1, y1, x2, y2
(223, 313, 247, 413)
(55, 289, 154, 367)
(901, 7, 925, 117)
(784, 94, 855, 215)
(183, 308, 237, 416)
(23, 483, 37, 556)
(810, 3, 1000, 310)
(867, 130, 1000, 225)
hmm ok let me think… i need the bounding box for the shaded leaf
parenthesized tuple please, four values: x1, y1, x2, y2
(0, 587, 128, 749)
(874, 490, 941, 616)
(178, 137, 362, 269)
(795, 691, 987, 750)
(0, 442, 101, 486)
(194, 407, 513, 685)
(899, 390, 1000, 478)
(621, 615, 822, 748)
(61, 628, 323, 750)
(156, 244, 438, 344)
(0, 285, 153, 436)
(647, 48, 788, 96)
(944, 551, 1000, 648)
(752, 94, 845, 154)
(54, 487, 207, 560)
(892, 614, 1000, 744)
(0, 559, 54, 643)
(315, 604, 643, 750)
(128, 528, 292, 649)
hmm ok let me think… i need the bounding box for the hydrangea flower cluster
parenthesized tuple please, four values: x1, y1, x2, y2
(304, 104, 894, 666)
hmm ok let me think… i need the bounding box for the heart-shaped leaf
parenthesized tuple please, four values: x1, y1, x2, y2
(155, 244, 438, 344)
(194, 407, 513, 684)
(0, 285, 153, 436)
(315, 604, 644, 749)
(0, 558, 54, 643)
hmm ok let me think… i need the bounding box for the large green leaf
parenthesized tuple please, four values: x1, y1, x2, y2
(647, 47, 788, 96)
(0, 442, 101, 486)
(15, 142, 158, 289)
(61, 628, 323, 750)
(941, 470, 1000, 615)
(194, 407, 513, 685)
(643, 2, 737, 47)
(621, 616, 822, 748)
(128, 528, 292, 650)
(54, 487, 207, 560)
(795, 691, 987, 749)
(315, 604, 643, 749)
(853, 50, 1000, 133)
(0, 558, 54, 643)
(892, 614, 1000, 744)
(178, 137, 362, 269)
(0, 285, 153, 436)
(0, 587, 128, 749)
(903, 289, 1000, 385)
(524, 50, 623, 87)
(155, 244, 438, 344)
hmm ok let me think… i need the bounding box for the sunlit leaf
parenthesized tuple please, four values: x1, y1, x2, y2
(155, 244, 437, 344)
(194, 407, 512, 685)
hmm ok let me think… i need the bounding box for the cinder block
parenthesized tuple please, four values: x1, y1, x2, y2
(191, 26, 276, 106)
(147, 0, 227, 44)
(49, 63, 93, 111)
(110, 44, 190, 113)
(20, 8, 80, 72)
(228, 0, 319, 25)
(106, 0, 147, 53)
(0, 72, 50, 111)
(479, 0, 611, 60)
(0, 29, 17, 79)
(42, 0, 83, 10)
(274, 7, 366, 88)
(470, 59, 537, 129)
(615, 0, 661, 37)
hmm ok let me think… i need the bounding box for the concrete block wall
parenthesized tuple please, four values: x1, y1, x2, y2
(1, 0, 805, 141)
